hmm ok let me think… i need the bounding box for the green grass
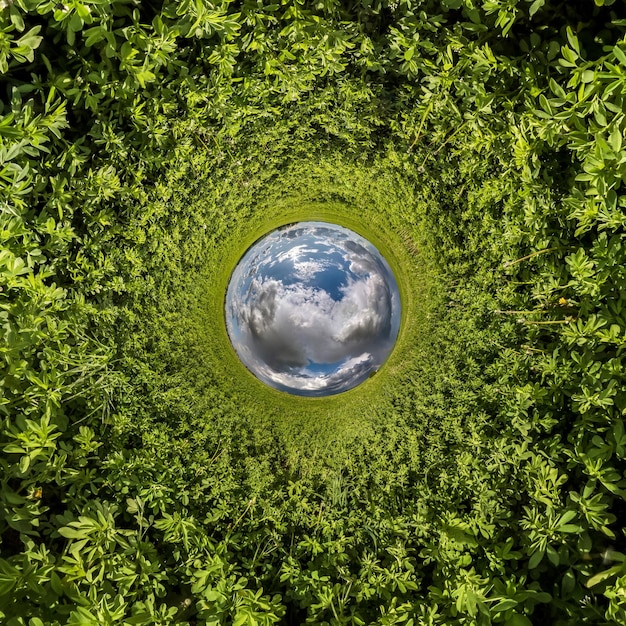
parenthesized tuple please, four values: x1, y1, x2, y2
(113, 147, 443, 468)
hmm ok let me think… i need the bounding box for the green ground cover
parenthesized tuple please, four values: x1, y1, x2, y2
(1, 1, 625, 624)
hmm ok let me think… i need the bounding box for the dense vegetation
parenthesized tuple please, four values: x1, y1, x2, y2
(1, 0, 625, 624)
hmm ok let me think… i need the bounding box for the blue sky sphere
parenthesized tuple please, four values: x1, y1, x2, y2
(225, 222, 401, 396)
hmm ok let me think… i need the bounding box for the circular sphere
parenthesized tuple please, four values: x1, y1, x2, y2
(225, 222, 401, 396)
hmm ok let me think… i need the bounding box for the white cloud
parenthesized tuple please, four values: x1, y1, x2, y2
(234, 271, 390, 369)
(256, 352, 374, 394)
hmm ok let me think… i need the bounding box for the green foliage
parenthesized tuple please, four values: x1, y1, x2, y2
(1, 0, 625, 624)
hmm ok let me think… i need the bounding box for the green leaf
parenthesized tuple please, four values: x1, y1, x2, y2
(58, 525, 89, 540)
(613, 45, 626, 66)
(549, 77, 566, 98)
(586, 563, 624, 588)
(529, 548, 544, 569)
(608, 127, 622, 152)
(19, 455, 30, 473)
(50, 572, 64, 596)
(492, 599, 518, 612)
(558, 510, 577, 525)
(84, 27, 105, 47)
(0, 566, 17, 597)
(529, 0, 545, 16)
(562, 569, 576, 596)
(581, 69, 595, 83)
(15, 26, 43, 53)
(559, 524, 581, 533)
(68, 13, 84, 33)
(10, 7, 25, 32)
(547, 545, 559, 566)
(506, 614, 532, 626)
(539, 93, 552, 114)
(561, 46, 578, 65)
(566, 26, 580, 55)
